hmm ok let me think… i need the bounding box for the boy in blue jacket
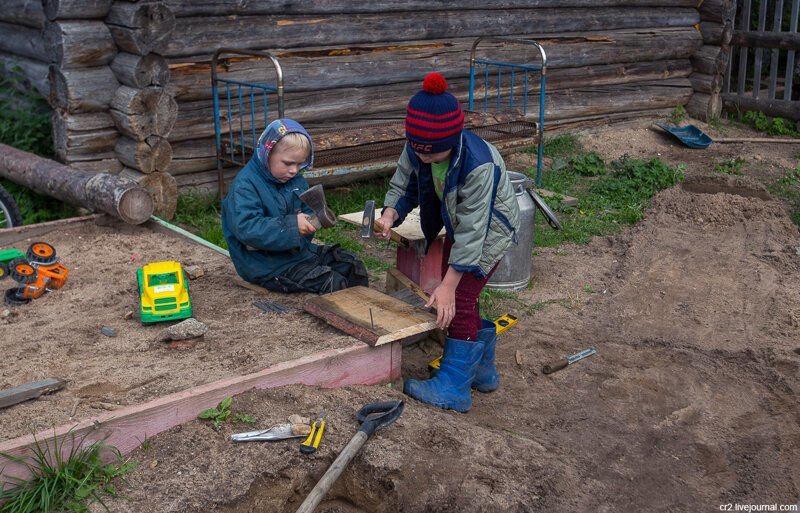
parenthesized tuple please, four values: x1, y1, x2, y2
(221, 119, 368, 293)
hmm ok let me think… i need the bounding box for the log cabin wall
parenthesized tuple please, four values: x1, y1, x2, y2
(1, 1, 705, 196)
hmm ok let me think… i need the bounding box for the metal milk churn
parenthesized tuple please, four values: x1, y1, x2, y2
(487, 171, 561, 291)
(487, 172, 537, 291)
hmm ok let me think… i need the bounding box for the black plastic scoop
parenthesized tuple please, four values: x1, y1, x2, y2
(295, 400, 404, 513)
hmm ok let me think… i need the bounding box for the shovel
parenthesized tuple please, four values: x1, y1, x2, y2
(295, 400, 404, 513)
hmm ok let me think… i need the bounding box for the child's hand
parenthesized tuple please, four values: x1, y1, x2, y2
(297, 214, 317, 236)
(376, 208, 399, 240)
(425, 282, 456, 329)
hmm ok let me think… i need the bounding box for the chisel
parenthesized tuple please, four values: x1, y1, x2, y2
(542, 346, 597, 374)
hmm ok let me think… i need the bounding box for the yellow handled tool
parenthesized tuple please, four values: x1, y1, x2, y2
(300, 417, 325, 454)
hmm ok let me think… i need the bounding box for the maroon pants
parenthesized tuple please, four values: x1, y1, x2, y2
(441, 238, 498, 341)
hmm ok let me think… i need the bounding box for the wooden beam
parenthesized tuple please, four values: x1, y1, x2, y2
(0, 0, 45, 29)
(0, 378, 65, 410)
(0, 343, 399, 482)
(304, 286, 437, 346)
(730, 30, 800, 51)
(722, 94, 800, 121)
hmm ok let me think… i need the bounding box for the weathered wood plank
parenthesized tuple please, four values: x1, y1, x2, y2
(722, 94, 800, 120)
(0, 0, 45, 29)
(0, 22, 47, 62)
(48, 65, 120, 113)
(164, 8, 700, 58)
(166, 0, 698, 17)
(44, 20, 117, 69)
(111, 52, 170, 88)
(730, 30, 800, 51)
(0, 52, 49, 96)
(53, 110, 119, 162)
(168, 27, 700, 100)
(304, 286, 437, 347)
(0, 378, 65, 410)
(0, 342, 399, 482)
(106, 1, 176, 55)
(43, 0, 113, 21)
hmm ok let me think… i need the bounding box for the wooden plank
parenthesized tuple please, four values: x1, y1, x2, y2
(0, 214, 102, 245)
(736, 0, 752, 96)
(304, 286, 436, 346)
(768, 1, 785, 100)
(721, 93, 800, 120)
(0, 0, 45, 29)
(0, 342, 398, 482)
(163, 8, 700, 58)
(0, 378, 65, 409)
(0, 21, 48, 62)
(340, 208, 434, 242)
(751, 0, 769, 99)
(786, 0, 800, 100)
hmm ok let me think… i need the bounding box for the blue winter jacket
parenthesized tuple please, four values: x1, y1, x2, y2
(221, 119, 318, 284)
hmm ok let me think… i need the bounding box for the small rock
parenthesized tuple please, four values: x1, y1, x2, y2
(160, 318, 208, 342)
(291, 423, 312, 436)
(288, 414, 311, 425)
(0, 309, 10, 318)
(124, 310, 134, 320)
(100, 326, 117, 337)
(184, 265, 205, 280)
(795, 246, 800, 256)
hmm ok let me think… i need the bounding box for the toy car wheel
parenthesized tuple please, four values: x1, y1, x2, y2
(26, 242, 57, 264)
(0, 183, 22, 229)
(9, 258, 36, 284)
(0, 261, 7, 281)
(4, 287, 30, 305)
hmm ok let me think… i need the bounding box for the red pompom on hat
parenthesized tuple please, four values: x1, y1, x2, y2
(405, 72, 464, 154)
(422, 72, 448, 95)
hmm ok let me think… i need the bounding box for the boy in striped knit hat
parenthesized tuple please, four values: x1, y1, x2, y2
(377, 73, 521, 412)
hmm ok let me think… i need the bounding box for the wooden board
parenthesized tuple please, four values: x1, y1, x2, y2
(340, 207, 440, 242)
(304, 286, 437, 346)
(0, 378, 65, 409)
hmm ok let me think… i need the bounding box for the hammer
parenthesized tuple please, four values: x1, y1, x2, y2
(298, 184, 337, 229)
(360, 200, 409, 247)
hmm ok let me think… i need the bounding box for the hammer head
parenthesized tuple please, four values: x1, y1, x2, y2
(360, 200, 375, 238)
(299, 184, 337, 229)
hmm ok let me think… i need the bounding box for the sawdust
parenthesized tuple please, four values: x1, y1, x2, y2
(7, 117, 800, 511)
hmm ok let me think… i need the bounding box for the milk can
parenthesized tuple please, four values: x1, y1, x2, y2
(487, 171, 561, 291)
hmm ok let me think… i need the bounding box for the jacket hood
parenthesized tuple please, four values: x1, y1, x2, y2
(255, 119, 314, 183)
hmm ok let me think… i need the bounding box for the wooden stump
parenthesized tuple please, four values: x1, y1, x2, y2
(115, 136, 173, 173)
(110, 52, 169, 88)
(686, 92, 722, 122)
(106, 1, 176, 56)
(120, 168, 177, 220)
(110, 85, 178, 140)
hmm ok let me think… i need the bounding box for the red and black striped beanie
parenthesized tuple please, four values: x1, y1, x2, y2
(405, 73, 464, 154)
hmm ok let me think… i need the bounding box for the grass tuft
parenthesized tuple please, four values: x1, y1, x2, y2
(713, 158, 746, 175)
(0, 430, 135, 513)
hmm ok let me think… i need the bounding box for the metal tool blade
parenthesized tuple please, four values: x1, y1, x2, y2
(566, 346, 597, 365)
(231, 423, 304, 442)
(360, 200, 375, 238)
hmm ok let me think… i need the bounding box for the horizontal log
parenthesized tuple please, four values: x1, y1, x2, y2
(115, 135, 173, 173)
(689, 71, 721, 94)
(0, 143, 151, 223)
(698, 0, 736, 24)
(699, 22, 725, 45)
(166, 79, 693, 175)
(686, 91, 722, 121)
(1, 0, 45, 29)
(44, 21, 116, 69)
(166, 0, 698, 17)
(0, 52, 49, 96)
(52, 110, 119, 162)
(0, 22, 47, 62)
(169, 60, 692, 143)
(106, 2, 176, 55)
(168, 27, 701, 101)
(111, 52, 170, 88)
(48, 65, 119, 113)
(730, 30, 800, 51)
(722, 94, 800, 121)
(691, 45, 728, 75)
(164, 8, 700, 58)
(43, 0, 113, 20)
(69, 158, 123, 174)
(110, 85, 178, 140)
(119, 168, 177, 219)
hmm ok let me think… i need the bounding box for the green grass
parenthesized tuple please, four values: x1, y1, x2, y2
(0, 63, 77, 224)
(669, 104, 687, 125)
(714, 158, 746, 175)
(541, 134, 580, 159)
(767, 167, 800, 226)
(533, 153, 686, 247)
(732, 110, 800, 138)
(174, 193, 227, 249)
(0, 431, 135, 513)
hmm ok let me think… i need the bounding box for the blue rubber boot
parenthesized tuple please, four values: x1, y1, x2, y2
(472, 319, 499, 392)
(404, 337, 482, 412)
